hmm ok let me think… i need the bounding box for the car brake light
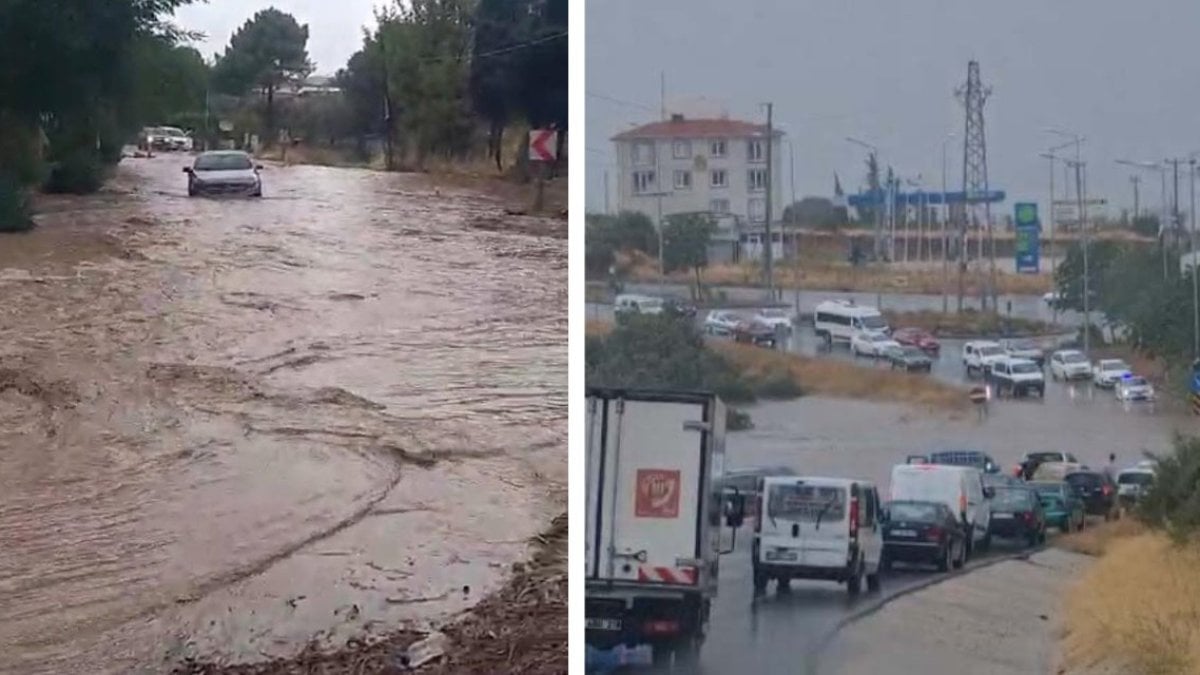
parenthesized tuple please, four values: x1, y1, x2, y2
(849, 496, 860, 539)
(1102, 484, 1113, 497)
(925, 526, 942, 542)
(1021, 511, 1034, 523)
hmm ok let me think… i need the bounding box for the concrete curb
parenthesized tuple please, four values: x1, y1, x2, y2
(803, 545, 1042, 675)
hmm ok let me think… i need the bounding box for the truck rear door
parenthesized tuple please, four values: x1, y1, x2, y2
(589, 394, 711, 587)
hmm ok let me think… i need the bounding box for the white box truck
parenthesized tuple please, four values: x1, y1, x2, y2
(585, 388, 740, 669)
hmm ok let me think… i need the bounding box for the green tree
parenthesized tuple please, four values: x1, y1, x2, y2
(1138, 435, 1200, 543)
(469, 0, 527, 171)
(662, 213, 717, 297)
(1053, 240, 1123, 313)
(783, 196, 847, 230)
(585, 210, 658, 276)
(211, 8, 313, 142)
(335, 41, 387, 156)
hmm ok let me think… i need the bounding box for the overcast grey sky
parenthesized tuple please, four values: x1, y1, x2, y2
(174, 0, 384, 74)
(586, 0, 1200, 220)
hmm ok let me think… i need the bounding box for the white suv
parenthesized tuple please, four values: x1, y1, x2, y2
(1049, 349, 1092, 381)
(987, 357, 1046, 398)
(962, 341, 1006, 376)
(1093, 359, 1132, 388)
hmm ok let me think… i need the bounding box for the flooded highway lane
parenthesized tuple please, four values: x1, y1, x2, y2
(0, 155, 565, 673)
(665, 394, 1197, 675)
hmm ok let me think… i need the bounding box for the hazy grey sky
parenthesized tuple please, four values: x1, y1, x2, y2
(587, 0, 1200, 220)
(174, 0, 385, 74)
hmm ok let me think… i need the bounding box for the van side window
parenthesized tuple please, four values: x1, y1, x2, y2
(861, 487, 875, 527)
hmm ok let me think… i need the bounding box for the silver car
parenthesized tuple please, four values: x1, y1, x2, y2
(184, 151, 263, 197)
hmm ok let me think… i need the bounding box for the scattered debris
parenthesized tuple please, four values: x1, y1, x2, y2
(395, 631, 448, 669)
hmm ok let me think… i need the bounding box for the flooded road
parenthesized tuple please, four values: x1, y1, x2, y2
(682, 393, 1198, 675)
(0, 155, 565, 673)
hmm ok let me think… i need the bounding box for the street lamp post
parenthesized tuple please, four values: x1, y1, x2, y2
(941, 132, 954, 313)
(1118, 159, 1169, 279)
(847, 136, 883, 308)
(1066, 159, 1091, 355)
(1192, 157, 1198, 358)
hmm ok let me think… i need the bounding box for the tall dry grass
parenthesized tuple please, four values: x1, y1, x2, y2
(712, 341, 968, 410)
(624, 260, 1054, 296)
(1063, 531, 1200, 675)
(883, 309, 1057, 337)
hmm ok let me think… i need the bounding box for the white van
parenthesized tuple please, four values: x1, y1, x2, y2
(813, 300, 889, 344)
(614, 294, 664, 315)
(752, 476, 884, 596)
(889, 464, 993, 557)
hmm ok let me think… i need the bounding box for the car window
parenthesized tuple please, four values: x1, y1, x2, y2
(1012, 362, 1040, 374)
(1065, 473, 1102, 489)
(888, 502, 939, 522)
(993, 488, 1034, 508)
(767, 484, 846, 521)
(1117, 472, 1153, 486)
(194, 153, 253, 171)
(980, 346, 1004, 356)
(860, 315, 886, 330)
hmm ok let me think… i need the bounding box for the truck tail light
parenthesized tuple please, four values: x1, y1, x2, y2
(643, 620, 680, 636)
(1021, 511, 1034, 523)
(1102, 484, 1113, 497)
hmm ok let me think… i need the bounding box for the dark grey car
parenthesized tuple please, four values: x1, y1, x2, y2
(886, 345, 933, 372)
(184, 151, 263, 197)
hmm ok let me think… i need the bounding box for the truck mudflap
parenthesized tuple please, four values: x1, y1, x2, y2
(635, 565, 698, 585)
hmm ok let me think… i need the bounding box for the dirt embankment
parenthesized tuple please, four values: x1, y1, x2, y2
(883, 309, 1059, 338)
(1058, 521, 1200, 675)
(176, 514, 566, 675)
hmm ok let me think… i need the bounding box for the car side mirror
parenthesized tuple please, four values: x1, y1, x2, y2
(255, 164, 264, 171)
(182, 167, 192, 173)
(983, 486, 996, 499)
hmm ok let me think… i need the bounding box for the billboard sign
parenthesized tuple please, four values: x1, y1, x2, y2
(1014, 202, 1041, 274)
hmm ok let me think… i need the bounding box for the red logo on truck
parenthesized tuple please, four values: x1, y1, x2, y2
(635, 469, 681, 518)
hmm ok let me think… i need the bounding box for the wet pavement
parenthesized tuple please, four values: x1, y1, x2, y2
(0, 154, 565, 673)
(644, 386, 1198, 674)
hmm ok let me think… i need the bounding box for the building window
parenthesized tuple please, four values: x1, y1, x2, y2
(710, 139, 727, 157)
(672, 139, 691, 159)
(748, 168, 767, 192)
(632, 141, 655, 166)
(710, 169, 728, 188)
(749, 198, 766, 223)
(674, 170, 692, 190)
(748, 140, 765, 163)
(633, 170, 657, 194)
(710, 198, 730, 214)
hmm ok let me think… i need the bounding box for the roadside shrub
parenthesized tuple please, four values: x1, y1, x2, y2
(1137, 435, 1200, 543)
(755, 371, 805, 399)
(0, 175, 34, 233)
(726, 408, 753, 431)
(43, 151, 105, 195)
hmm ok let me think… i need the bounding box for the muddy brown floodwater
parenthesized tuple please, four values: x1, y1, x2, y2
(0, 155, 566, 674)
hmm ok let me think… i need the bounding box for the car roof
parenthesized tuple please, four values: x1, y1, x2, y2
(997, 356, 1037, 366)
(966, 340, 1002, 347)
(1099, 359, 1128, 366)
(1053, 349, 1084, 356)
(763, 475, 872, 488)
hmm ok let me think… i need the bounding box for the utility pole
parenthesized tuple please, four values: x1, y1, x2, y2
(1172, 158, 1182, 252)
(603, 170, 610, 215)
(763, 102, 775, 300)
(1070, 159, 1091, 356)
(1192, 158, 1198, 358)
(1131, 175, 1140, 220)
(790, 141, 800, 314)
(942, 135, 951, 313)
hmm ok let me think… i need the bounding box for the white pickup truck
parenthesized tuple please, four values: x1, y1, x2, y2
(585, 389, 739, 669)
(962, 340, 1007, 376)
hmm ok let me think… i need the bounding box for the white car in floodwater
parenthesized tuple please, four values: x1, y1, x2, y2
(753, 308, 794, 332)
(1115, 375, 1155, 402)
(184, 151, 263, 197)
(1092, 359, 1132, 389)
(704, 310, 743, 336)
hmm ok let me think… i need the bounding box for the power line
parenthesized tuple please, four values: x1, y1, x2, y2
(475, 31, 566, 60)
(586, 91, 656, 112)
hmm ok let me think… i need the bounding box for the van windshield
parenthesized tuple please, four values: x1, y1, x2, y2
(767, 484, 845, 521)
(860, 315, 886, 330)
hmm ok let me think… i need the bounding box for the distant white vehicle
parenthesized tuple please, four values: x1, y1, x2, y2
(851, 330, 901, 358)
(754, 308, 794, 332)
(1043, 291, 1062, 307)
(704, 310, 743, 336)
(1049, 350, 1091, 381)
(1115, 375, 1155, 402)
(1092, 359, 1132, 388)
(813, 300, 888, 344)
(962, 340, 1006, 375)
(614, 294, 664, 315)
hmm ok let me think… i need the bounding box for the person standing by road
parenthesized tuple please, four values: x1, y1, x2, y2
(1103, 453, 1119, 482)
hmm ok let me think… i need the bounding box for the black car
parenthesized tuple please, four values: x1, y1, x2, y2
(988, 486, 1046, 546)
(881, 500, 967, 572)
(925, 450, 1001, 474)
(1064, 471, 1120, 520)
(885, 345, 934, 372)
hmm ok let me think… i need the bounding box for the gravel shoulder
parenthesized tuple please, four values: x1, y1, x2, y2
(819, 548, 1093, 675)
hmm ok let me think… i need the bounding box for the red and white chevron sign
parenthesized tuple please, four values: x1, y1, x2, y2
(529, 129, 557, 162)
(637, 566, 698, 585)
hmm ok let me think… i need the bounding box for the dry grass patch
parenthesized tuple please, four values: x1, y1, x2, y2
(883, 309, 1058, 338)
(712, 341, 968, 410)
(585, 320, 612, 338)
(624, 260, 1053, 296)
(1055, 517, 1145, 557)
(1063, 531, 1200, 675)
